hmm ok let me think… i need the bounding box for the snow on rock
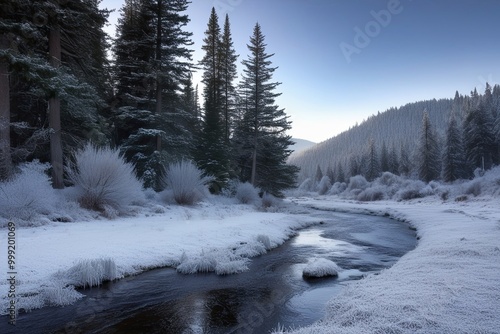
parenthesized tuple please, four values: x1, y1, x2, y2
(302, 258, 340, 278)
(275, 197, 500, 334)
(0, 202, 317, 314)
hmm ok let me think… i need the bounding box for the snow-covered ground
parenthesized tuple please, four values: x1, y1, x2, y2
(1, 167, 500, 333)
(0, 202, 316, 314)
(275, 196, 500, 334)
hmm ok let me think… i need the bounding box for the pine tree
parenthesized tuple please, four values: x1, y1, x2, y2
(388, 144, 399, 175)
(326, 165, 335, 182)
(315, 165, 323, 184)
(464, 101, 496, 174)
(380, 141, 389, 173)
(417, 111, 441, 182)
(365, 139, 379, 181)
(442, 113, 466, 182)
(336, 161, 345, 183)
(113, 0, 193, 189)
(349, 155, 360, 177)
(194, 7, 230, 191)
(234, 23, 297, 196)
(1, 0, 109, 186)
(399, 143, 411, 176)
(220, 14, 238, 145)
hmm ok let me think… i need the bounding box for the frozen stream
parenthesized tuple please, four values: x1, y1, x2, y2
(2, 210, 416, 334)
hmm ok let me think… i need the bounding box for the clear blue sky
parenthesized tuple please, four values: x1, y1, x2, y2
(101, 0, 500, 143)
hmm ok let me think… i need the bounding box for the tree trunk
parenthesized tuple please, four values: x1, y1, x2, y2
(251, 147, 257, 186)
(49, 27, 64, 189)
(0, 34, 12, 181)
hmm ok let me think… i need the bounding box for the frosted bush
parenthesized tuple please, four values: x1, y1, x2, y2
(464, 180, 481, 197)
(235, 182, 261, 204)
(303, 258, 340, 278)
(328, 182, 347, 195)
(65, 258, 118, 288)
(376, 172, 401, 187)
(356, 186, 385, 202)
(215, 259, 250, 275)
(162, 160, 213, 205)
(66, 144, 145, 213)
(347, 175, 369, 192)
(176, 249, 249, 275)
(392, 179, 426, 201)
(297, 178, 313, 192)
(261, 192, 280, 209)
(41, 282, 83, 306)
(257, 234, 272, 250)
(0, 161, 58, 222)
(317, 175, 331, 195)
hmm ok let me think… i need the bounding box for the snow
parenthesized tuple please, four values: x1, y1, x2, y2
(1, 167, 500, 333)
(302, 258, 340, 278)
(275, 195, 500, 334)
(0, 202, 316, 314)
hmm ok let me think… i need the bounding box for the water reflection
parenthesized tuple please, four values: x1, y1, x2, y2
(1, 211, 416, 334)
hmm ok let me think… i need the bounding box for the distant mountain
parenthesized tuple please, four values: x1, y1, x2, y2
(289, 98, 458, 182)
(290, 138, 316, 155)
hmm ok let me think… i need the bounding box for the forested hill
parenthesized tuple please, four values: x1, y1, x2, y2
(290, 98, 455, 182)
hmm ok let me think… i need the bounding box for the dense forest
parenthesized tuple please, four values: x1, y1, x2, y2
(290, 85, 500, 186)
(0, 0, 297, 196)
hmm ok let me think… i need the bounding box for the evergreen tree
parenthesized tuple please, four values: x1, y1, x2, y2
(113, 0, 193, 189)
(234, 23, 297, 196)
(336, 161, 345, 183)
(442, 113, 466, 182)
(220, 14, 238, 145)
(399, 143, 411, 176)
(194, 7, 230, 191)
(349, 155, 360, 177)
(380, 141, 389, 173)
(463, 94, 496, 175)
(326, 165, 335, 182)
(388, 144, 399, 175)
(417, 111, 441, 182)
(364, 139, 379, 181)
(315, 165, 323, 183)
(1, 0, 109, 186)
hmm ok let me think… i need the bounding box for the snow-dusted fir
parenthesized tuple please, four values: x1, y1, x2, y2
(233, 23, 298, 196)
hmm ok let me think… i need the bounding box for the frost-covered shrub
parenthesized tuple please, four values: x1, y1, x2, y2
(297, 178, 313, 192)
(356, 187, 385, 202)
(328, 182, 347, 195)
(176, 249, 250, 275)
(66, 144, 144, 213)
(376, 172, 400, 187)
(317, 175, 331, 195)
(0, 161, 58, 222)
(41, 282, 83, 306)
(464, 180, 481, 197)
(394, 180, 427, 201)
(65, 258, 118, 288)
(347, 175, 369, 192)
(257, 234, 272, 250)
(235, 182, 261, 204)
(261, 192, 279, 209)
(162, 160, 213, 205)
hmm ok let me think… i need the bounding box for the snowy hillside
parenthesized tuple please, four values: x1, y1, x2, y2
(289, 98, 455, 181)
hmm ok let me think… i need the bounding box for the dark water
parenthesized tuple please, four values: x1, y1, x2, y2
(2, 210, 416, 334)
